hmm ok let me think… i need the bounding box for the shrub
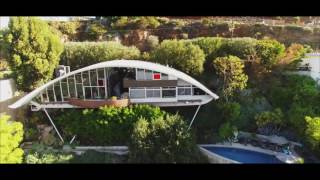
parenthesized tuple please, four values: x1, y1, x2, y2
(264, 74, 320, 135)
(145, 35, 159, 51)
(87, 22, 107, 41)
(217, 37, 258, 59)
(213, 55, 248, 101)
(0, 114, 24, 163)
(219, 102, 241, 122)
(61, 41, 140, 70)
(50, 21, 81, 40)
(25, 152, 73, 164)
(279, 43, 309, 68)
(111, 16, 130, 29)
(129, 114, 206, 163)
(4, 17, 64, 91)
(305, 116, 320, 151)
(218, 122, 237, 141)
(55, 105, 165, 145)
(255, 39, 285, 69)
(186, 37, 224, 60)
(135, 16, 160, 29)
(150, 39, 205, 75)
(255, 108, 284, 132)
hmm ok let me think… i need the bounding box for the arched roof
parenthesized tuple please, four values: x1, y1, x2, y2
(9, 60, 219, 109)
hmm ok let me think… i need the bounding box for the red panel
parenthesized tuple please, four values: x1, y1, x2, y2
(153, 73, 161, 80)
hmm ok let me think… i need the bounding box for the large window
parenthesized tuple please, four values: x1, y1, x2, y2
(145, 70, 153, 80)
(136, 69, 145, 80)
(193, 86, 206, 95)
(129, 88, 145, 98)
(178, 86, 192, 96)
(146, 87, 161, 98)
(162, 87, 176, 98)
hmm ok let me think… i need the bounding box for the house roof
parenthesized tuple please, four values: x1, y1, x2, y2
(9, 60, 219, 109)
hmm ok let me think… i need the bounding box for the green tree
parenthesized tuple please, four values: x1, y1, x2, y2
(56, 105, 165, 145)
(217, 37, 257, 60)
(4, 17, 63, 91)
(218, 122, 237, 141)
(150, 39, 205, 76)
(0, 114, 24, 163)
(255, 108, 284, 132)
(87, 22, 107, 41)
(255, 39, 285, 70)
(305, 116, 320, 151)
(219, 102, 241, 122)
(185, 37, 224, 63)
(129, 114, 206, 163)
(61, 41, 140, 70)
(213, 55, 248, 101)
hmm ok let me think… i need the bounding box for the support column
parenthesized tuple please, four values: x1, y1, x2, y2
(43, 108, 64, 143)
(188, 105, 201, 130)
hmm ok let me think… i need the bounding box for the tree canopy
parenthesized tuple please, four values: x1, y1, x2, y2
(0, 114, 24, 164)
(4, 17, 64, 91)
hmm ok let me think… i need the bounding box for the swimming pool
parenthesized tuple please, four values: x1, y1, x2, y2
(202, 146, 284, 164)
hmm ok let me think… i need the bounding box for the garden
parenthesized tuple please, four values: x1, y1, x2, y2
(1, 16, 320, 163)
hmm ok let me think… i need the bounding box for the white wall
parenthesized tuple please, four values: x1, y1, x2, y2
(0, 16, 9, 29)
(0, 78, 16, 102)
(299, 53, 320, 83)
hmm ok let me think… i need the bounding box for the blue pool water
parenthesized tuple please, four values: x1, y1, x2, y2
(203, 146, 284, 164)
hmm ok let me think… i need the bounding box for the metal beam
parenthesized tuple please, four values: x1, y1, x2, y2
(74, 74, 78, 98)
(59, 80, 64, 102)
(96, 69, 100, 97)
(52, 83, 57, 102)
(188, 105, 201, 130)
(104, 68, 108, 98)
(43, 108, 64, 143)
(66, 76, 70, 97)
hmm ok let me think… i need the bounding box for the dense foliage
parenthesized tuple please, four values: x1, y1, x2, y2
(60, 41, 140, 70)
(305, 116, 320, 151)
(129, 114, 206, 163)
(255, 108, 284, 133)
(49, 21, 81, 41)
(0, 114, 24, 163)
(150, 39, 205, 76)
(184, 37, 224, 60)
(216, 38, 258, 60)
(3, 17, 63, 91)
(263, 74, 320, 135)
(213, 55, 248, 101)
(25, 151, 73, 164)
(218, 122, 237, 141)
(87, 22, 107, 41)
(56, 105, 165, 145)
(255, 39, 285, 69)
(111, 16, 160, 29)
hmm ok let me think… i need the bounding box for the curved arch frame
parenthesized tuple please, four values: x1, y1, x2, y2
(9, 60, 219, 109)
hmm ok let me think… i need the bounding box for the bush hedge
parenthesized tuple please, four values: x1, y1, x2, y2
(149, 39, 205, 76)
(55, 105, 165, 145)
(129, 113, 207, 163)
(60, 41, 141, 70)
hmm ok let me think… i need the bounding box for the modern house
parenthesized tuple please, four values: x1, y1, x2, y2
(9, 60, 219, 111)
(9, 60, 219, 142)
